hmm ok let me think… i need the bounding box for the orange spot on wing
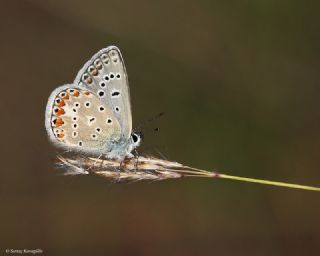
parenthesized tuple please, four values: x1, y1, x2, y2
(62, 94, 69, 100)
(55, 118, 64, 127)
(56, 108, 65, 116)
(57, 100, 65, 107)
(57, 133, 64, 138)
(73, 90, 80, 97)
(83, 91, 91, 95)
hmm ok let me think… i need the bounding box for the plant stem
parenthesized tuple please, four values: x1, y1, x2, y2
(218, 173, 320, 191)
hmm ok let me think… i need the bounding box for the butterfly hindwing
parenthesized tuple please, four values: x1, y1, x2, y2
(45, 85, 121, 154)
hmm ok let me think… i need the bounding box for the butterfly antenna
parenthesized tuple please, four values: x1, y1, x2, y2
(135, 112, 166, 131)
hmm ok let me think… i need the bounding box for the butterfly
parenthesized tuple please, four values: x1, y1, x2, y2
(45, 46, 142, 159)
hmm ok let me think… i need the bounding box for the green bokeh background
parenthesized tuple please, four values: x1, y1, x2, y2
(1, 1, 319, 255)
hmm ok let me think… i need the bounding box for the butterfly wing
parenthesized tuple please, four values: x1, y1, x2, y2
(45, 85, 121, 154)
(74, 46, 132, 141)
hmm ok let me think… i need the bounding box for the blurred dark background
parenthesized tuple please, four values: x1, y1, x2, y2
(1, 0, 320, 255)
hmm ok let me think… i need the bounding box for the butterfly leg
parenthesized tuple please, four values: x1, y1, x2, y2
(133, 149, 140, 172)
(86, 154, 103, 172)
(119, 157, 132, 170)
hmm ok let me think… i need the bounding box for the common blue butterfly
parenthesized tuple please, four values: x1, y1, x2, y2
(45, 46, 142, 159)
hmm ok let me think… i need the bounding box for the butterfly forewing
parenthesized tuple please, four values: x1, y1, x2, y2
(74, 46, 132, 141)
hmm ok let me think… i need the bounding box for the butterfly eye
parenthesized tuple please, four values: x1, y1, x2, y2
(132, 133, 138, 143)
(131, 132, 143, 145)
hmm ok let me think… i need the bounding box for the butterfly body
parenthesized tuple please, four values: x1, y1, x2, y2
(45, 46, 141, 160)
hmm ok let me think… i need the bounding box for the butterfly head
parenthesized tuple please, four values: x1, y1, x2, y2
(130, 130, 143, 150)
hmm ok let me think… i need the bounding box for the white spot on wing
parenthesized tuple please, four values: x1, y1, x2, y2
(99, 81, 106, 88)
(84, 101, 91, 108)
(91, 134, 98, 140)
(109, 72, 115, 80)
(97, 90, 105, 98)
(111, 89, 121, 98)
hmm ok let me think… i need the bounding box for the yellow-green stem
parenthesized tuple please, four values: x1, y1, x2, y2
(219, 174, 320, 191)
